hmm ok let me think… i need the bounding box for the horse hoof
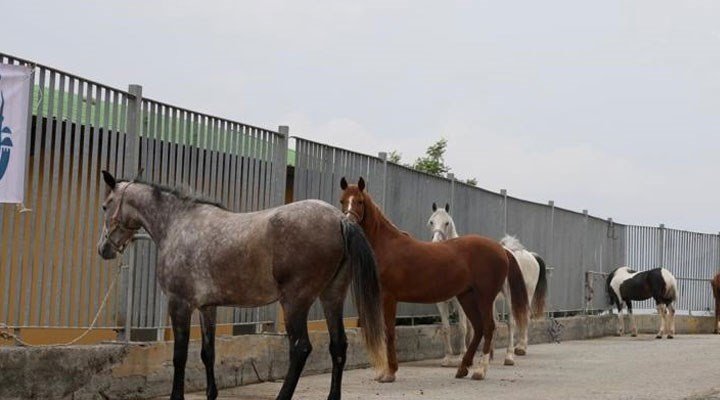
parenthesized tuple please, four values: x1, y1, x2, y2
(667, 335, 674, 339)
(504, 358, 515, 366)
(631, 333, 637, 337)
(378, 373, 396, 383)
(471, 370, 486, 380)
(441, 356, 459, 367)
(514, 348, 526, 356)
(655, 335, 662, 339)
(455, 366, 469, 379)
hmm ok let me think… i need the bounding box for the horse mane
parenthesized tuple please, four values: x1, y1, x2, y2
(500, 235, 525, 252)
(364, 191, 404, 235)
(120, 179, 227, 210)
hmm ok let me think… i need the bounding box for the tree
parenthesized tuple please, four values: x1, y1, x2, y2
(465, 178, 478, 186)
(413, 138, 450, 176)
(387, 150, 402, 164)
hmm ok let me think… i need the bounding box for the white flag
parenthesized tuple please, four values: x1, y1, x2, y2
(0, 64, 32, 203)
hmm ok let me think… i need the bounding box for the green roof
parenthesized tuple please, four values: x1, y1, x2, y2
(32, 85, 296, 166)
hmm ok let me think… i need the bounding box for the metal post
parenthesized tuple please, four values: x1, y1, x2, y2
(501, 189, 508, 235)
(447, 173, 455, 210)
(659, 223, 666, 268)
(124, 250, 135, 343)
(272, 126, 289, 207)
(582, 209, 589, 312)
(547, 200, 555, 318)
(378, 152, 388, 211)
(584, 271, 592, 315)
(124, 84, 142, 177)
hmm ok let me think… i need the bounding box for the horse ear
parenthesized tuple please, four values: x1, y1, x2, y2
(358, 177, 366, 192)
(432, 202, 437, 211)
(445, 203, 450, 213)
(101, 170, 116, 190)
(340, 177, 348, 190)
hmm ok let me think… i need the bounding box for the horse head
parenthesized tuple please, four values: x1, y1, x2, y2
(428, 202, 454, 242)
(339, 176, 369, 224)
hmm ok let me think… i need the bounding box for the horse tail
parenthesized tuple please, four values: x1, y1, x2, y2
(505, 249, 530, 332)
(531, 254, 548, 318)
(341, 219, 386, 369)
(661, 269, 678, 303)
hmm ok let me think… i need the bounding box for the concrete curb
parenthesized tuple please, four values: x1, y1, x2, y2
(0, 314, 715, 399)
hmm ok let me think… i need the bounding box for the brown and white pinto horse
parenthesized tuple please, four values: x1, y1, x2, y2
(340, 177, 529, 382)
(712, 273, 720, 334)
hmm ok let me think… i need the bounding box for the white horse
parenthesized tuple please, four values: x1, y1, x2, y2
(428, 204, 548, 366)
(498, 235, 548, 355)
(427, 203, 470, 366)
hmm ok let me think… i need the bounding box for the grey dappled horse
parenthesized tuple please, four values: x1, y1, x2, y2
(97, 171, 385, 400)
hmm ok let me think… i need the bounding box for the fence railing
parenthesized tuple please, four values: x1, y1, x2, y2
(585, 270, 715, 315)
(2, 52, 719, 345)
(292, 136, 626, 318)
(0, 52, 287, 338)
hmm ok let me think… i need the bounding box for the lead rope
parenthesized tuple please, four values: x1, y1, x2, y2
(0, 259, 123, 347)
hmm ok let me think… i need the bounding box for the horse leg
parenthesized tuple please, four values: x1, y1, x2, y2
(455, 298, 470, 356)
(497, 284, 515, 365)
(667, 303, 675, 339)
(454, 291, 483, 379)
(437, 301, 455, 367)
(716, 297, 720, 334)
(276, 302, 312, 400)
(516, 309, 530, 356)
(626, 301, 637, 337)
(616, 302, 624, 336)
(199, 306, 218, 400)
(376, 296, 398, 383)
(320, 294, 348, 400)
(471, 301, 496, 381)
(168, 297, 193, 400)
(655, 303, 667, 339)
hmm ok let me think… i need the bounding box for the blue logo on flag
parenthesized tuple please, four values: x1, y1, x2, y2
(0, 73, 13, 182)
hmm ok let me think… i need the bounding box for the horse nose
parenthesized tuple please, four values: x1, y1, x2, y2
(97, 238, 117, 260)
(345, 212, 358, 223)
(432, 231, 443, 242)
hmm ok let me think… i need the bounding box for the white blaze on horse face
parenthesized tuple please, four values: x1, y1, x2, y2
(347, 196, 353, 215)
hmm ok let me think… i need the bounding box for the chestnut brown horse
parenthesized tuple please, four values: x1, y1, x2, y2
(340, 177, 529, 382)
(712, 273, 720, 334)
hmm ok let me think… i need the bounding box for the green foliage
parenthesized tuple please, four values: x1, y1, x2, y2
(413, 138, 450, 176)
(388, 150, 403, 164)
(465, 177, 478, 186)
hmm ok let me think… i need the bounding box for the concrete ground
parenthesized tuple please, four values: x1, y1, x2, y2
(182, 334, 720, 400)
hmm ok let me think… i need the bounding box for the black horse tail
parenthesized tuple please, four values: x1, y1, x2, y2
(341, 219, 386, 369)
(505, 249, 530, 333)
(531, 253, 548, 318)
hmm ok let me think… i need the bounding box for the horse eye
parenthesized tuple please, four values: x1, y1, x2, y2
(102, 205, 107, 211)
(429, 221, 434, 226)
(445, 222, 449, 226)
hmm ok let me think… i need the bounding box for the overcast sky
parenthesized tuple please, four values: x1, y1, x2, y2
(5, 1, 720, 232)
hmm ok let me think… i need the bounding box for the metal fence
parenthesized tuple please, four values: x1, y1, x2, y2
(1, 52, 718, 344)
(292, 137, 627, 318)
(620, 226, 718, 313)
(0, 53, 287, 337)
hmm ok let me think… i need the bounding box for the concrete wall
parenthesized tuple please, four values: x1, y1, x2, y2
(0, 315, 715, 400)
